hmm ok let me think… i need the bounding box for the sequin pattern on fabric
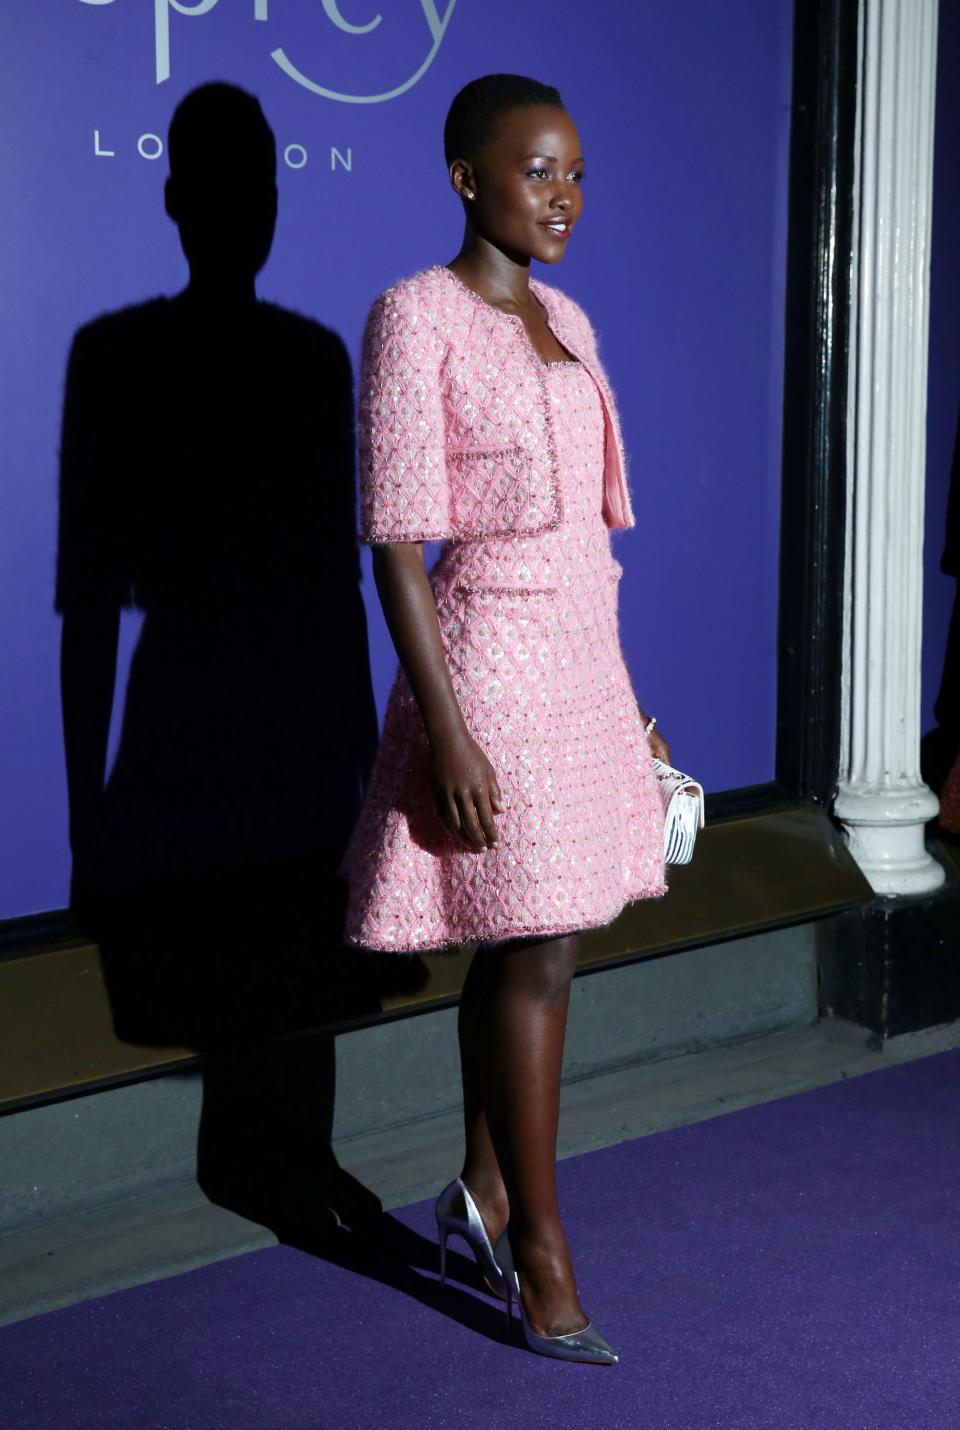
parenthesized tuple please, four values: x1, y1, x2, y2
(356, 266, 634, 545)
(345, 359, 666, 952)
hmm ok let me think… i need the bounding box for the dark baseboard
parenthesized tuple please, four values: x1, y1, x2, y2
(0, 910, 77, 960)
(818, 841, 960, 1037)
(704, 781, 794, 822)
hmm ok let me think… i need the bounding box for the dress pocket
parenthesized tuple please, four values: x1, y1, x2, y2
(442, 584, 559, 721)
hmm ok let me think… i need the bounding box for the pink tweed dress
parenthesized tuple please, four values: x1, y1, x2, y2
(344, 268, 665, 952)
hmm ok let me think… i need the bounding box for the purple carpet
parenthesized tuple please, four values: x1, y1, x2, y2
(3, 1050, 959, 1430)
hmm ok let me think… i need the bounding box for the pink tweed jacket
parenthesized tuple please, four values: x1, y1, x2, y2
(357, 265, 634, 545)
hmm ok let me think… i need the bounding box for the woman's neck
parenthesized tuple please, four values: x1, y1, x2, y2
(448, 232, 533, 311)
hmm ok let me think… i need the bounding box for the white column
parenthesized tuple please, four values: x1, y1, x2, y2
(834, 0, 944, 895)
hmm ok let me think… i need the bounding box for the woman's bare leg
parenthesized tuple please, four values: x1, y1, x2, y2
(459, 932, 586, 1336)
(458, 948, 509, 1237)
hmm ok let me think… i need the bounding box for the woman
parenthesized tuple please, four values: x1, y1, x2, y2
(345, 74, 671, 1363)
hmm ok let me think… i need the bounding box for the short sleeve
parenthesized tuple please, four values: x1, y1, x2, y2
(357, 284, 452, 544)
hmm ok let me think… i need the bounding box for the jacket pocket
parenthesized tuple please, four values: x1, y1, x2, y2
(446, 445, 531, 536)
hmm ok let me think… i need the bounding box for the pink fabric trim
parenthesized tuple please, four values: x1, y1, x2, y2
(357, 267, 633, 545)
(346, 358, 663, 954)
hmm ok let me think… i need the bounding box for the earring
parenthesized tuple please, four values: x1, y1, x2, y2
(464, 189, 474, 199)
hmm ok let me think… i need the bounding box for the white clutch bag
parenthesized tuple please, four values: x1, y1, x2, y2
(651, 757, 705, 865)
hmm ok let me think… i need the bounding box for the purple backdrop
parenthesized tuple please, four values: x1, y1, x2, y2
(0, 1, 793, 921)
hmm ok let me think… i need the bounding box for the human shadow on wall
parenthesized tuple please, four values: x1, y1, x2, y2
(921, 395, 960, 834)
(56, 83, 423, 1237)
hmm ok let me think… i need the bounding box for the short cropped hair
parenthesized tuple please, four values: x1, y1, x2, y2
(168, 82, 276, 184)
(444, 74, 564, 165)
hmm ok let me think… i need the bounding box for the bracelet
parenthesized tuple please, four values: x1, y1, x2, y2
(644, 715, 657, 735)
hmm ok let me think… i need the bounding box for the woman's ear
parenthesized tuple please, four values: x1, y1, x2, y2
(448, 158, 476, 201)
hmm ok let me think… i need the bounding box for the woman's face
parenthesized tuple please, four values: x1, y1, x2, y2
(453, 104, 585, 265)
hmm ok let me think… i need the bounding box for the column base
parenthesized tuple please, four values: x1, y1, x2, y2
(834, 781, 946, 895)
(818, 842, 960, 1036)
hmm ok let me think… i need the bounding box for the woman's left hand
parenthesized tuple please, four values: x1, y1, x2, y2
(638, 703, 671, 765)
(647, 726, 671, 765)
(640, 707, 697, 795)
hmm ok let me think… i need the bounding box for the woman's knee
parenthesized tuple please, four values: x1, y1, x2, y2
(497, 933, 579, 1003)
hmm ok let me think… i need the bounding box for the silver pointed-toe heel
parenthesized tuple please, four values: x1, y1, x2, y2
(516, 1306, 619, 1365)
(496, 1229, 618, 1365)
(434, 1178, 509, 1300)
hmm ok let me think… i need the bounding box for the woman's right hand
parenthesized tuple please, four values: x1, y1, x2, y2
(371, 542, 503, 850)
(430, 728, 503, 850)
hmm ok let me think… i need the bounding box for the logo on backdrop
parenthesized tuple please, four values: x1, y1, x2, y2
(77, 0, 458, 97)
(81, 0, 460, 172)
